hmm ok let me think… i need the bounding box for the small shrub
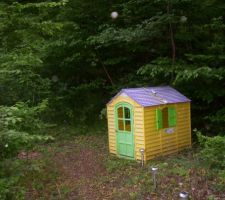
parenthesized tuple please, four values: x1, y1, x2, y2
(0, 100, 49, 134)
(197, 131, 225, 170)
(0, 130, 53, 159)
(0, 176, 25, 200)
(0, 100, 54, 160)
(0, 159, 26, 200)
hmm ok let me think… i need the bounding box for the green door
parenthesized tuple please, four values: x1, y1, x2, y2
(115, 103, 134, 158)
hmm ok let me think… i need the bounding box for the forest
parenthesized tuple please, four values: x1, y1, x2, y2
(0, 0, 225, 199)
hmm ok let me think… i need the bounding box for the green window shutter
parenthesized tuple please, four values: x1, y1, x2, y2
(156, 108, 162, 130)
(168, 107, 177, 127)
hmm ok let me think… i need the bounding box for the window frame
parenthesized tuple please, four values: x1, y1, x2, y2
(156, 106, 177, 130)
(115, 103, 133, 133)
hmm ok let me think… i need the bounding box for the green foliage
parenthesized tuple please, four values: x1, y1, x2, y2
(87, 0, 225, 133)
(0, 2, 225, 197)
(0, 153, 59, 200)
(0, 100, 54, 160)
(0, 0, 225, 133)
(0, 175, 24, 200)
(0, 1, 68, 105)
(0, 130, 53, 159)
(0, 160, 25, 200)
(0, 100, 49, 133)
(197, 131, 225, 170)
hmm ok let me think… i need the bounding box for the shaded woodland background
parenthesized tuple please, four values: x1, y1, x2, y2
(0, 1, 225, 199)
(0, 0, 225, 134)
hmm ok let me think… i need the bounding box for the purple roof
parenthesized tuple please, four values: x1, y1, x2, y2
(108, 86, 191, 107)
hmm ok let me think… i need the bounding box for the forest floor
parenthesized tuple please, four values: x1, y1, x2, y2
(18, 127, 225, 200)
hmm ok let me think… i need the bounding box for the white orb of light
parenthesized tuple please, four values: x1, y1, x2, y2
(51, 75, 59, 82)
(180, 16, 187, 23)
(111, 11, 118, 19)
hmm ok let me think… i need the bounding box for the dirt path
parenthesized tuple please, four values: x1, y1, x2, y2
(43, 135, 130, 200)
(54, 141, 107, 199)
(23, 135, 225, 200)
(49, 135, 142, 200)
(23, 135, 141, 200)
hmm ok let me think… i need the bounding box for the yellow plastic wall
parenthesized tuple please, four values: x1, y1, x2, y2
(144, 102, 191, 160)
(107, 95, 145, 160)
(107, 94, 191, 162)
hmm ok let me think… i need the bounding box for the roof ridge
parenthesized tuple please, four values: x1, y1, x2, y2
(143, 87, 168, 104)
(123, 86, 171, 90)
(107, 86, 191, 107)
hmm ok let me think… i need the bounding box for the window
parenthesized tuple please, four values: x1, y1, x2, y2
(117, 106, 132, 132)
(156, 106, 176, 130)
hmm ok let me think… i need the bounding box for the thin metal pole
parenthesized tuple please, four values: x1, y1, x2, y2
(141, 153, 144, 166)
(153, 173, 156, 190)
(139, 148, 145, 167)
(151, 167, 158, 190)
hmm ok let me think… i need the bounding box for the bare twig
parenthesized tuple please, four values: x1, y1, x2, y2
(167, 0, 176, 84)
(98, 57, 114, 86)
(167, 0, 176, 64)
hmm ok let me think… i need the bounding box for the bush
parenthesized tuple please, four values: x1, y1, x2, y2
(197, 131, 225, 170)
(0, 100, 54, 160)
(0, 130, 53, 159)
(0, 100, 49, 133)
(0, 174, 25, 200)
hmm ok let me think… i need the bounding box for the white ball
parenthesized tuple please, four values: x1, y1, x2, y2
(111, 11, 118, 19)
(51, 75, 59, 82)
(180, 16, 187, 23)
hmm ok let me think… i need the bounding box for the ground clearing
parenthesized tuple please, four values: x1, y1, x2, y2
(20, 133, 225, 200)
